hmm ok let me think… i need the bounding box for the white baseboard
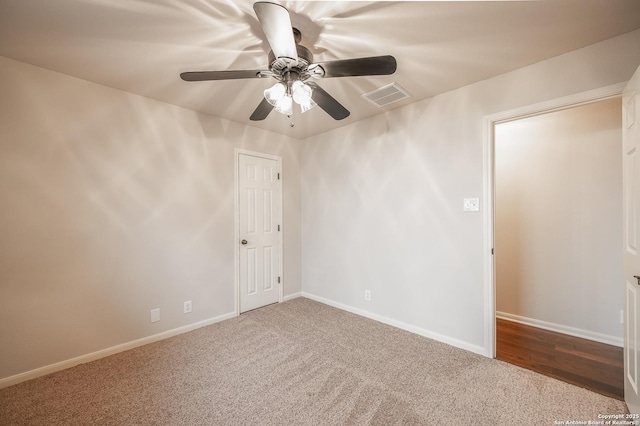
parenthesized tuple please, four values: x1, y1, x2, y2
(496, 311, 623, 347)
(0, 311, 237, 389)
(302, 292, 486, 356)
(283, 292, 302, 302)
(14, 299, 616, 390)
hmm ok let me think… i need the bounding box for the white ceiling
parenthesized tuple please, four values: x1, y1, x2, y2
(1, 0, 640, 139)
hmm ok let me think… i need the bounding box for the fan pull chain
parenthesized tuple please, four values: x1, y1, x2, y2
(289, 101, 295, 127)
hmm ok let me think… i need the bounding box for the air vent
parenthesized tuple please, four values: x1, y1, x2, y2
(362, 82, 411, 108)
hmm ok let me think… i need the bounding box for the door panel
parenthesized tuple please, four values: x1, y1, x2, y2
(626, 144, 638, 256)
(264, 246, 273, 291)
(264, 189, 273, 232)
(238, 153, 281, 313)
(247, 247, 257, 295)
(624, 65, 640, 413)
(247, 187, 257, 234)
(628, 281, 638, 396)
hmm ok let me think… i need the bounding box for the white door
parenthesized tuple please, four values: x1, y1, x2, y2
(624, 65, 640, 413)
(238, 153, 281, 313)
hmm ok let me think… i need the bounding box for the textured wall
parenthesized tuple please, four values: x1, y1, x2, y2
(0, 56, 301, 380)
(300, 30, 640, 353)
(2, 28, 640, 381)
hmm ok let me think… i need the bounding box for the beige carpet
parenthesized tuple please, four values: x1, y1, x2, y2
(0, 298, 628, 425)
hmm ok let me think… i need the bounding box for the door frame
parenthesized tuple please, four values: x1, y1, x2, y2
(234, 148, 283, 316)
(482, 82, 626, 358)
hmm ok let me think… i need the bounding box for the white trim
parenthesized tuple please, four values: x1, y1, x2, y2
(283, 292, 302, 302)
(234, 149, 284, 315)
(483, 114, 496, 358)
(483, 81, 626, 358)
(302, 292, 486, 356)
(497, 311, 623, 348)
(0, 311, 236, 389)
(485, 82, 626, 126)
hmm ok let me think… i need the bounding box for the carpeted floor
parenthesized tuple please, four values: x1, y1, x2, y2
(0, 298, 628, 425)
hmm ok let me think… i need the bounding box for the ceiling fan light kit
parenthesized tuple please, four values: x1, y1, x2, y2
(264, 74, 315, 116)
(180, 1, 397, 124)
(292, 80, 314, 113)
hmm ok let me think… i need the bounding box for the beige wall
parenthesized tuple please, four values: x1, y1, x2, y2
(0, 56, 301, 380)
(2, 28, 640, 382)
(495, 98, 623, 343)
(300, 30, 640, 353)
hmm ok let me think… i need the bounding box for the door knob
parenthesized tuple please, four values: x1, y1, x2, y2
(241, 239, 248, 245)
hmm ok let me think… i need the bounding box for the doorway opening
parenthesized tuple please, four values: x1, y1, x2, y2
(484, 85, 625, 399)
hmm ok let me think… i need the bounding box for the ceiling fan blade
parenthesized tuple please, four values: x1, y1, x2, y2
(307, 82, 350, 121)
(312, 55, 397, 78)
(180, 70, 267, 82)
(250, 97, 274, 121)
(253, 2, 298, 66)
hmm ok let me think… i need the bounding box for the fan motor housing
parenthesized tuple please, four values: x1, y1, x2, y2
(268, 28, 314, 78)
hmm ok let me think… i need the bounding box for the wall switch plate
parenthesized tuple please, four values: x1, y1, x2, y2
(184, 300, 192, 314)
(150, 308, 160, 323)
(463, 198, 480, 212)
(364, 290, 371, 301)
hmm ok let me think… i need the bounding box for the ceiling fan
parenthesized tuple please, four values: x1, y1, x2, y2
(180, 1, 397, 123)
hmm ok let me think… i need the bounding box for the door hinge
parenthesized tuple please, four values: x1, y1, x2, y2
(278, 224, 280, 232)
(278, 276, 281, 284)
(491, 248, 494, 255)
(277, 172, 280, 180)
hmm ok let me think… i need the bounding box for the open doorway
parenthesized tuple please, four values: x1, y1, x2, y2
(493, 97, 624, 399)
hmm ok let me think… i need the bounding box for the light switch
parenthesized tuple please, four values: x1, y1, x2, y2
(463, 198, 480, 212)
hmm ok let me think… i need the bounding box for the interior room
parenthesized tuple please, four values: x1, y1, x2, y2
(494, 98, 625, 398)
(2, 0, 640, 423)
(495, 98, 623, 345)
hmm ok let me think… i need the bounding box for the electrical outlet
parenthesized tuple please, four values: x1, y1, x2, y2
(184, 300, 192, 314)
(364, 290, 371, 301)
(150, 308, 160, 323)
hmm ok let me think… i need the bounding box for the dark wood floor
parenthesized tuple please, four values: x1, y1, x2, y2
(496, 318, 624, 400)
